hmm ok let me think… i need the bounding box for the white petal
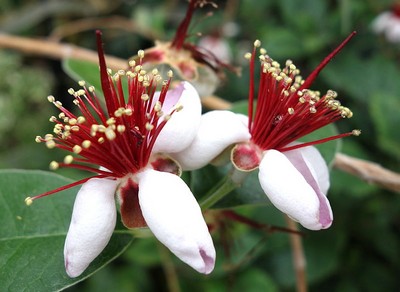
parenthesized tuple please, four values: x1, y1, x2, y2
(371, 12, 393, 33)
(258, 150, 330, 230)
(172, 110, 251, 170)
(137, 169, 215, 274)
(284, 146, 330, 195)
(64, 178, 117, 277)
(152, 82, 202, 154)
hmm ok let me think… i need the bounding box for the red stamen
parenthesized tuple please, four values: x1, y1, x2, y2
(279, 131, 355, 152)
(29, 175, 109, 201)
(170, 0, 198, 49)
(299, 31, 357, 91)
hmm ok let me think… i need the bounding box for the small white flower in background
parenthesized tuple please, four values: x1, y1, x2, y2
(174, 34, 360, 231)
(27, 31, 215, 278)
(372, 5, 400, 43)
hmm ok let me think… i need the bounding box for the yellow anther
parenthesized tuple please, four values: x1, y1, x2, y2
(82, 140, 91, 148)
(288, 108, 295, 114)
(106, 118, 116, 125)
(64, 155, 74, 164)
(260, 48, 267, 55)
(25, 197, 33, 206)
(125, 108, 133, 116)
(35, 136, 42, 143)
(117, 125, 126, 133)
(141, 94, 149, 101)
(118, 69, 125, 76)
(105, 127, 116, 140)
(59, 112, 65, 119)
(145, 122, 154, 131)
(73, 145, 82, 154)
(309, 107, 317, 114)
(68, 88, 75, 95)
(352, 129, 361, 136)
(254, 40, 261, 47)
(128, 60, 136, 67)
(175, 104, 184, 112)
(55, 101, 62, 108)
(107, 68, 112, 75)
(69, 118, 77, 125)
(76, 89, 85, 96)
(88, 86, 95, 92)
(138, 50, 145, 59)
(244, 52, 252, 60)
(77, 116, 86, 124)
(97, 125, 106, 133)
(78, 80, 86, 87)
(167, 70, 173, 78)
(71, 126, 79, 132)
(98, 137, 105, 143)
(49, 116, 57, 122)
(46, 140, 56, 149)
(154, 101, 162, 112)
(47, 95, 55, 103)
(49, 161, 59, 170)
(73, 99, 80, 105)
(152, 68, 159, 75)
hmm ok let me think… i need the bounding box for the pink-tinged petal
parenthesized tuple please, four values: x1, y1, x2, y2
(172, 110, 251, 170)
(153, 82, 202, 154)
(283, 147, 333, 229)
(137, 169, 215, 274)
(286, 146, 330, 195)
(64, 178, 117, 278)
(258, 150, 329, 230)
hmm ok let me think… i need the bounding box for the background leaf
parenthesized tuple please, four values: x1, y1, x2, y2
(0, 169, 133, 292)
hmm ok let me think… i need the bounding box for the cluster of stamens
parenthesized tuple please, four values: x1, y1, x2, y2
(245, 38, 360, 153)
(29, 44, 181, 204)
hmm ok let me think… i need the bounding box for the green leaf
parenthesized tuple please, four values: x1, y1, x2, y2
(62, 58, 102, 90)
(370, 93, 400, 159)
(0, 169, 133, 291)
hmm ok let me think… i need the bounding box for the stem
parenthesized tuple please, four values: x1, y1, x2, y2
(157, 242, 181, 292)
(200, 168, 249, 210)
(285, 216, 307, 292)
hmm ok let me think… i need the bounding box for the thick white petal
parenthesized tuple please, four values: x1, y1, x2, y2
(137, 169, 215, 274)
(152, 82, 202, 154)
(64, 178, 117, 277)
(285, 146, 330, 195)
(172, 110, 251, 170)
(259, 150, 330, 230)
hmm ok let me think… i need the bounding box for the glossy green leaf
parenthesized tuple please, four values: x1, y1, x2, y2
(0, 170, 133, 291)
(62, 58, 102, 91)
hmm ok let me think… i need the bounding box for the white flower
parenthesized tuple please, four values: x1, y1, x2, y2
(372, 7, 400, 43)
(30, 32, 215, 278)
(174, 35, 359, 230)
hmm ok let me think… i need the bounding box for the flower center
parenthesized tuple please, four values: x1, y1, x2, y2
(245, 34, 360, 153)
(27, 31, 182, 203)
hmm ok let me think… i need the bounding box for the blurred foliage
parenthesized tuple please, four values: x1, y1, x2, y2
(0, 0, 400, 291)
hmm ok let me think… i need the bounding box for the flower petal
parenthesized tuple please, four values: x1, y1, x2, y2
(152, 81, 202, 154)
(258, 150, 331, 230)
(172, 110, 251, 170)
(137, 169, 215, 274)
(283, 147, 332, 229)
(64, 178, 117, 277)
(286, 146, 330, 195)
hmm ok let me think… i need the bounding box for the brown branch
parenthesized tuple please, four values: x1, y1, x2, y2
(285, 216, 307, 292)
(334, 153, 400, 193)
(0, 33, 127, 70)
(48, 16, 159, 41)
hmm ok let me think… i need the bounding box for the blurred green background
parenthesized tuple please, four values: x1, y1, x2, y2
(0, 0, 399, 291)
